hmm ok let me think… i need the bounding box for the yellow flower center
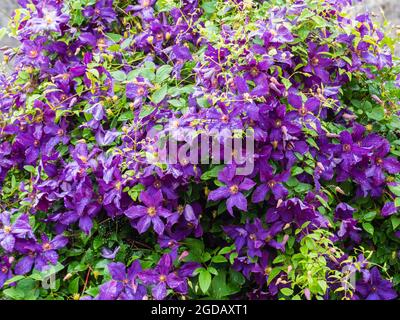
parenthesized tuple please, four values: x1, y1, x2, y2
(230, 185, 239, 194)
(299, 107, 307, 116)
(250, 67, 258, 77)
(268, 180, 276, 188)
(156, 32, 164, 41)
(78, 155, 88, 163)
(42, 243, 52, 251)
(264, 267, 272, 275)
(29, 50, 38, 59)
(342, 144, 351, 152)
(147, 207, 157, 217)
(3, 226, 12, 233)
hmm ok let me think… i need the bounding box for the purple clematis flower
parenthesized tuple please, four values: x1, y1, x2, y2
(138, 253, 191, 300)
(83, 0, 117, 24)
(0, 256, 14, 288)
(20, 38, 49, 67)
(97, 261, 147, 300)
(208, 166, 255, 215)
(125, 190, 172, 235)
(0, 213, 33, 252)
(286, 92, 322, 133)
(16, 124, 45, 164)
(126, 77, 151, 107)
(224, 218, 286, 258)
(381, 202, 397, 217)
(334, 130, 371, 168)
(304, 42, 333, 82)
(28, 5, 69, 33)
(14, 235, 68, 275)
(363, 134, 400, 175)
(101, 246, 120, 259)
(354, 267, 397, 300)
(252, 165, 289, 202)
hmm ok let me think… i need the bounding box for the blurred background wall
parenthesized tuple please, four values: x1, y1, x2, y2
(0, 0, 399, 49)
(0, 0, 18, 47)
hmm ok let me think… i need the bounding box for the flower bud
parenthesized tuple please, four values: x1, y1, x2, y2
(335, 186, 346, 195)
(147, 36, 154, 44)
(63, 273, 72, 281)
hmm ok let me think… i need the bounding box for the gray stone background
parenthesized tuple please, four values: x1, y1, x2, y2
(1, 0, 18, 47)
(0, 0, 399, 49)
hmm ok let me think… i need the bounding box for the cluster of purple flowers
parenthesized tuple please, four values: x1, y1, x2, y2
(97, 252, 199, 300)
(0, 0, 399, 300)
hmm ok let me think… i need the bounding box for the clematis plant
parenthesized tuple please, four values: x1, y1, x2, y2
(0, 0, 399, 301)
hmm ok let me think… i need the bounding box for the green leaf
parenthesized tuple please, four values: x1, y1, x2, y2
(196, 96, 210, 108)
(87, 68, 99, 79)
(272, 255, 286, 264)
(362, 222, 374, 235)
(68, 277, 80, 294)
(106, 33, 123, 42)
(363, 211, 376, 222)
(267, 267, 282, 285)
(156, 65, 173, 83)
(139, 105, 156, 119)
(280, 287, 294, 296)
(218, 246, 234, 255)
(201, 165, 224, 180)
(93, 237, 104, 250)
(211, 255, 228, 263)
(156, 0, 180, 12)
(140, 61, 156, 81)
(306, 137, 319, 150)
(0, 28, 8, 41)
(202, 1, 217, 14)
(341, 56, 353, 66)
(391, 215, 400, 230)
(292, 166, 304, 176)
(230, 269, 245, 286)
(207, 266, 218, 275)
(281, 77, 292, 90)
(3, 287, 25, 300)
(366, 106, 385, 121)
(110, 70, 127, 82)
(312, 15, 328, 27)
(151, 85, 168, 104)
(118, 111, 134, 121)
(229, 252, 238, 265)
(304, 238, 315, 250)
(128, 183, 145, 201)
(4, 275, 25, 286)
(198, 269, 212, 294)
(23, 165, 36, 174)
(318, 280, 327, 293)
(298, 8, 314, 21)
(388, 185, 400, 196)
